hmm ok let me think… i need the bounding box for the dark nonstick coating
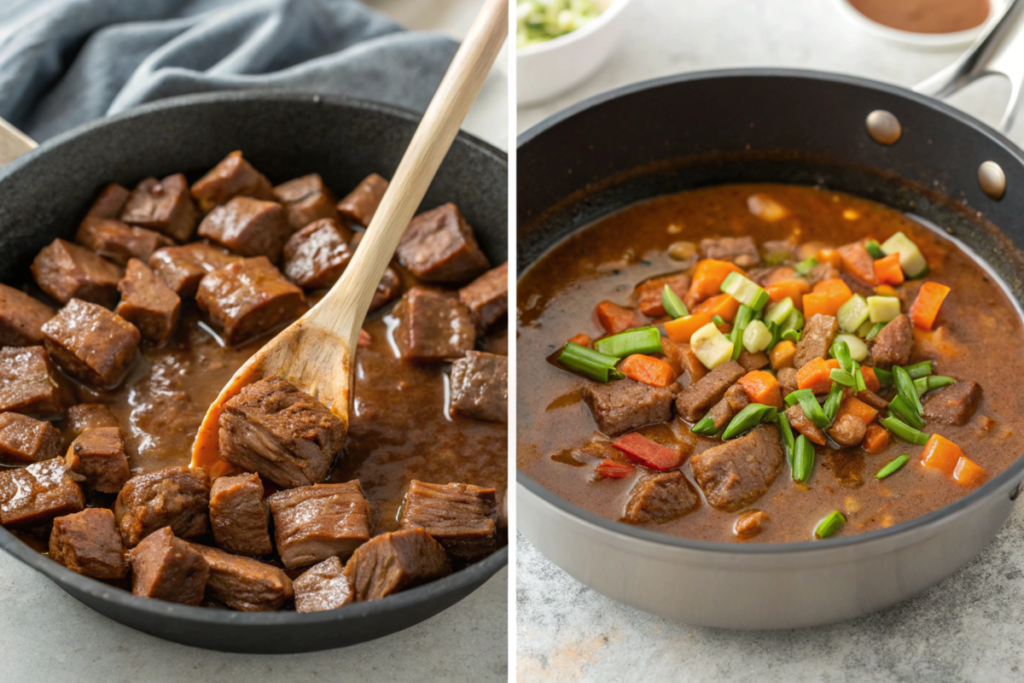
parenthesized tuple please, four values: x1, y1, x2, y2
(0, 91, 507, 653)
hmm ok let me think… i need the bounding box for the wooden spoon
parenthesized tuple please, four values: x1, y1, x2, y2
(190, 0, 509, 477)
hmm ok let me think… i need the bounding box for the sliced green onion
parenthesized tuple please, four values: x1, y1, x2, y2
(721, 272, 771, 311)
(764, 297, 795, 327)
(830, 339, 854, 373)
(722, 403, 778, 440)
(795, 257, 818, 275)
(814, 510, 846, 539)
(781, 329, 801, 343)
(914, 375, 955, 395)
(792, 434, 815, 482)
(837, 294, 869, 333)
(893, 365, 923, 418)
(881, 414, 930, 445)
(786, 389, 830, 428)
(557, 342, 622, 383)
(830, 368, 856, 387)
(823, 381, 844, 422)
(767, 320, 781, 348)
(691, 413, 719, 436)
(594, 326, 663, 358)
(873, 367, 893, 386)
(904, 361, 933, 379)
(712, 314, 726, 327)
(875, 455, 910, 479)
(888, 394, 924, 429)
(865, 240, 885, 259)
(834, 333, 868, 362)
(854, 367, 867, 393)
(662, 285, 689, 319)
(730, 305, 755, 361)
(778, 412, 796, 469)
(864, 322, 885, 341)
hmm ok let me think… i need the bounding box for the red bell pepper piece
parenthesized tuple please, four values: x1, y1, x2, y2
(611, 432, 683, 471)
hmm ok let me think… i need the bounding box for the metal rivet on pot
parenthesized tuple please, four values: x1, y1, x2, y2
(978, 161, 1006, 200)
(866, 110, 901, 145)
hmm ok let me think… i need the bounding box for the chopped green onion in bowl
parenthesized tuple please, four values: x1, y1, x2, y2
(517, 0, 604, 48)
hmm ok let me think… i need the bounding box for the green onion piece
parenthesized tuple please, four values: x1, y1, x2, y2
(722, 403, 778, 440)
(875, 455, 910, 479)
(662, 285, 688, 319)
(795, 257, 818, 275)
(594, 326, 662, 358)
(814, 510, 846, 539)
(823, 382, 844, 422)
(865, 322, 885, 341)
(830, 368, 856, 387)
(767, 320, 781, 348)
(782, 308, 805, 333)
(764, 297, 794, 327)
(904, 361, 933, 379)
(730, 305, 754, 361)
(865, 240, 885, 259)
(786, 389, 830, 428)
(873, 367, 893, 386)
(854, 367, 867, 393)
(830, 339, 854, 373)
(913, 374, 955, 395)
(691, 414, 719, 436)
(778, 412, 795, 469)
(881, 415, 930, 445)
(781, 329, 801, 343)
(712, 315, 726, 327)
(557, 342, 621, 383)
(721, 272, 771, 311)
(792, 434, 815, 482)
(888, 394, 925, 429)
(893, 365, 924, 416)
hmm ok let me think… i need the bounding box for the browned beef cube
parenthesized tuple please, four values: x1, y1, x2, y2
(196, 257, 307, 346)
(660, 338, 706, 385)
(293, 556, 353, 613)
(459, 262, 508, 333)
(738, 350, 769, 372)
(778, 367, 799, 399)
(190, 151, 276, 213)
(674, 360, 746, 422)
(371, 266, 402, 311)
(148, 243, 242, 297)
(65, 427, 130, 494)
(189, 542, 293, 611)
(794, 314, 839, 369)
(634, 272, 691, 318)
(66, 403, 119, 438)
(838, 241, 878, 285)
(49, 508, 125, 579)
(923, 380, 981, 426)
(0, 284, 54, 347)
(130, 526, 209, 605)
(209, 473, 273, 557)
(399, 480, 497, 562)
(75, 216, 174, 267)
(0, 346, 74, 417)
(273, 174, 340, 230)
(624, 470, 700, 525)
(449, 351, 507, 423)
(699, 236, 760, 267)
(343, 529, 451, 602)
(86, 182, 130, 219)
(808, 262, 840, 285)
(705, 397, 734, 431)
(31, 238, 122, 308)
(396, 204, 490, 283)
(336, 173, 388, 227)
(828, 412, 867, 448)
(857, 388, 889, 411)
(120, 174, 198, 242)
(281, 218, 354, 289)
(0, 457, 84, 528)
(42, 299, 140, 387)
(197, 197, 292, 263)
(725, 383, 751, 412)
(0, 412, 63, 465)
(219, 377, 344, 489)
(267, 481, 370, 569)
(393, 288, 476, 362)
(115, 466, 210, 547)
(870, 314, 913, 369)
(690, 425, 784, 511)
(116, 258, 181, 345)
(584, 378, 674, 436)
(785, 403, 826, 445)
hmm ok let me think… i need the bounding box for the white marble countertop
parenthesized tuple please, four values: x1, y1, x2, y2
(517, 0, 1024, 680)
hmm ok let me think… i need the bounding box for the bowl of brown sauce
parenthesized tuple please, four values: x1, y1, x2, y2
(832, 0, 1002, 49)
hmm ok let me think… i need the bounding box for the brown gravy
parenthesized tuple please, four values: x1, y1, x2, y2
(848, 0, 989, 34)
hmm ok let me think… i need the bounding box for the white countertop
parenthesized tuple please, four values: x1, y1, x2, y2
(516, 0, 1024, 680)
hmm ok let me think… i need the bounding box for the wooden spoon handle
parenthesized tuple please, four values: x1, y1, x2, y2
(0, 117, 38, 167)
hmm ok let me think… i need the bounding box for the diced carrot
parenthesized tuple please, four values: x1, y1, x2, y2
(612, 433, 683, 471)
(920, 433, 963, 475)
(953, 456, 987, 488)
(860, 366, 881, 393)
(796, 357, 841, 395)
(812, 277, 852, 298)
(686, 259, 744, 307)
(769, 339, 797, 370)
(596, 300, 637, 334)
(862, 424, 889, 454)
(765, 279, 811, 311)
(664, 312, 713, 344)
(738, 370, 783, 408)
(803, 278, 853, 319)
(874, 253, 904, 286)
(838, 242, 878, 285)
(838, 395, 878, 425)
(817, 248, 842, 268)
(875, 284, 898, 297)
(595, 459, 635, 479)
(620, 354, 676, 388)
(910, 282, 951, 331)
(569, 333, 591, 347)
(693, 292, 741, 322)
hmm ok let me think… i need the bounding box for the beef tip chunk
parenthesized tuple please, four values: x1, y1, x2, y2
(196, 257, 307, 346)
(393, 288, 476, 362)
(114, 466, 210, 547)
(725, 383, 751, 412)
(857, 389, 889, 411)
(31, 238, 122, 308)
(197, 196, 292, 263)
(454, 264, 507, 336)
(219, 377, 345, 489)
(633, 272, 690, 317)
(705, 397, 734, 431)
(343, 529, 451, 602)
(399, 480, 497, 562)
(623, 470, 700, 525)
(370, 266, 402, 311)
(0, 346, 74, 417)
(870, 315, 913, 369)
(293, 556, 353, 613)
(584, 378, 674, 436)
(0, 412, 63, 465)
(116, 258, 181, 346)
(120, 174, 198, 242)
(65, 427, 129, 494)
(738, 350, 769, 372)
(808, 261, 840, 285)
(838, 241, 878, 285)
(923, 380, 981, 426)
(281, 218, 354, 289)
(785, 403, 826, 445)
(0, 457, 84, 528)
(794, 314, 839, 369)
(734, 509, 768, 540)
(777, 367, 799, 398)
(661, 338, 706, 385)
(130, 527, 209, 606)
(75, 216, 174, 267)
(42, 299, 140, 387)
(268, 482, 370, 569)
(209, 473, 273, 557)
(828, 413, 867, 448)
(396, 204, 490, 283)
(675, 360, 746, 422)
(190, 150, 275, 213)
(449, 351, 507, 423)
(148, 243, 241, 298)
(189, 542, 293, 611)
(66, 403, 118, 438)
(690, 425, 784, 511)
(0, 284, 54, 347)
(86, 182, 130, 219)
(273, 174, 340, 230)
(336, 173, 388, 227)
(49, 508, 125, 580)
(699, 236, 760, 267)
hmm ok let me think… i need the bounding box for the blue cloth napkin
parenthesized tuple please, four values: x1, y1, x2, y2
(0, 0, 458, 142)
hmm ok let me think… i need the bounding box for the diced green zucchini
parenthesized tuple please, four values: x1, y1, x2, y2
(867, 295, 902, 323)
(743, 320, 773, 353)
(856, 320, 875, 338)
(691, 322, 735, 369)
(764, 297, 794, 326)
(720, 272, 770, 311)
(834, 333, 868, 362)
(782, 308, 804, 333)
(837, 294, 869, 333)
(881, 232, 928, 279)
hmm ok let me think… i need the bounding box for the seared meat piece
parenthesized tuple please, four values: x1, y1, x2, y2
(807, 261, 840, 285)
(778, 367, 799, 398)
(197, 196, 292, 263)
(148, 243, 241, 297)
(734, 509, 769, 540)
(0, 346, 74, 417)
(267, 481, 370, 569)
(31, 238, 122, 308)
(293, 556, 353, 613)
(115, 466, 210, 547)
(794, 314, 839, 369)
(633, 272, 690, 317)
(699, 236, 760, 267)
(65, 403, 119, 438)
(370, 267, 402, 311)
(281, 218, 354, 289)
(738, 350, 769, 372)
(923, 380, 981, 426)
(396, 203, 490, 283)
(49, 508, 125, 580)
(65, 427, 129, 494)
(857, 389, 889, 411)
(42, 299, 140, 387)
(623, 470, 700, 525)
(838, 241, 878, 285)
(725, 383, 751, 413)
(273, 174, 340, 230)
(189, 542, 293, 611)
(584, 378, 674, 436)
(343, 529, 451, 602)
(785, 403, 826, 446)
(675, 360, 745, 422)
(0, 412, 63, 465)
(130, 527, 209, 606)
(209, 473, 273, 557)
(0, 457, 84, 528)
(336, 173, 388, 227)
(870, 315, 913, 369)
(660, 338, 706, 385)
(459, 262, 509, 333)
(189, 150, 275, 213)
(393, 288, 476, 362)
(690, 425, 784, 511)
(828, 413, 867, 448)
(705, 397, 735, 431)
(86, 182, 130, 220)
(116, 258, 181, 345)
(449, 351, 508, 423)
(218, 377, 345, 489)
(0, 283, 55, 347)
(399, 480, 497, 562)
(75, 216, 174, 267)
(120, 174, 198, 242)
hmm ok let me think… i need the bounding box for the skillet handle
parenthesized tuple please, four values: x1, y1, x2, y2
(914, 0, 1024, 132)
(0, 117, 37, 167)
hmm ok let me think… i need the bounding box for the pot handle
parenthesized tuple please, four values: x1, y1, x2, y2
(914, 0, 1024, 132)
(0, 116, 37, 167)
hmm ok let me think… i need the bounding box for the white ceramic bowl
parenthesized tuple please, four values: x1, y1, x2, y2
(830, 0, 1006, 50)
(517, 0, 633, 107)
